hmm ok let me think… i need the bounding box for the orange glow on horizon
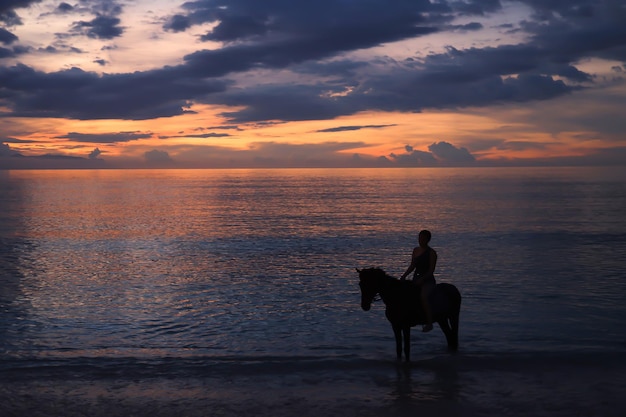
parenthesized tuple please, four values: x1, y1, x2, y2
(4, 102, 622, 167)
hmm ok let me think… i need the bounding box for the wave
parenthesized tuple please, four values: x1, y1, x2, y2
(2, 349, 624, 382)
(2, 349, 625, 417)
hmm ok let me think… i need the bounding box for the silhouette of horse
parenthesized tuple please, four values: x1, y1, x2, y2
(357, 267, 461, 362)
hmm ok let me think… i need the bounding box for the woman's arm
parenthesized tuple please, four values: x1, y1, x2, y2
(400, 248, 418, 280)
(400, 264, 415, 280)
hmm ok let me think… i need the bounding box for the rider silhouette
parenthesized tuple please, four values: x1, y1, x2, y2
(400, 230, 437, 332)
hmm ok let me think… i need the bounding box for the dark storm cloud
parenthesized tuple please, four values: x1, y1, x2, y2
(189, 132, 231, 138)
(0, 0, 41, 24)
(518, 0, 610, 19)
(54, 0, 126, 39)
(204, 1, 626, 124)
(88, 147, 102, 159)
(165, 0, 449, 42)
(203, 125, 242, 131)
(0, 0, 624, 125)
(144, 149, 174, 165)
(449, 0, 503, 15)
(428, 141, 475, 163)
(35, 153, 99, 162)
(192, 0, 623, 123)
(56, 132, 153, 143)
(1, 136, 35, 143)
(159, 132, 232, 139)
(449, 22, 483, 32)
(211, 83, 350, 122)
(71, 15, 124, 40)
(56, 2, 74, 14)
(203, 58, 577, 123)
(0, 142, 19, 156)
(392, 41, 591, 86)
(0, 12, 21, 26)
(0, 0, 34, 48)
(37, 44, 82, 54)
(316, 125, 396, 133)
(0, 64, 228, 120)
(292, 59, 367, 79)
(519, 0, 626, 63)
(182, 24, 437, 77)
(0, 28, 18, 45)
(0, 144, 107, 169)
(167, 0, 444, 79)
(0, 47, 17, 59)
(390, 148, 438, 167)
(389, 141, 475, 166)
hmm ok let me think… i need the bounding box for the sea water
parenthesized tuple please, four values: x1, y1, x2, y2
(1, 167, 625, 416)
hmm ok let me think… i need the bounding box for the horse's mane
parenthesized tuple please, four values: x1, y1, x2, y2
(380, 268, 397, 280)
(361, 267, 423, 293)
(361, 267, 399, 281)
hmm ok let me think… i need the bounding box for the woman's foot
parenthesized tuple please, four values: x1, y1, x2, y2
(422, 324, 433, 332)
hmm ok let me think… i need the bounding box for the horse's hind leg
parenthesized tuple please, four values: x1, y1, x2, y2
(449, 311, 460, 351)
(437, 319, 457, 352)
(392, 324, 403, 361)
(445, 295, 461, 351)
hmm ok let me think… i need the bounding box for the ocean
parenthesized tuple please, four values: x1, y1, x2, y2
(1, 167, 625, 416)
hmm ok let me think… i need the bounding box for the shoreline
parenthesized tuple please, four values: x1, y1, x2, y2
(2, 355, 625, 417)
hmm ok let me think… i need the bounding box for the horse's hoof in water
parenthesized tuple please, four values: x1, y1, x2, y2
(422, 324, 433, 332)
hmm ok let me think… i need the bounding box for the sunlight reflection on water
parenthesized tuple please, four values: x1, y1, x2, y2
(1, 167, 625, 361)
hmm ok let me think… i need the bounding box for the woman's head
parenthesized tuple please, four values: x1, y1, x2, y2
(418, 229, 432, 246)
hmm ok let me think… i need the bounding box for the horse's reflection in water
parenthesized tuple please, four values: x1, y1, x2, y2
(387, 361, 462, 417)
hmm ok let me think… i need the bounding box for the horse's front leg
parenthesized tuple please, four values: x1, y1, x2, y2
(402, 327, 411, 362)
(392, 324, 403, 361)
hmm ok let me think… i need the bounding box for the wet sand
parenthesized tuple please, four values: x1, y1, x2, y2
(2, 355, 625, 417)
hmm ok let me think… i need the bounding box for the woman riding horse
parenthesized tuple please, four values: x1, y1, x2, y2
(358, 267, 461, 362)
(400, 229, 437, 333)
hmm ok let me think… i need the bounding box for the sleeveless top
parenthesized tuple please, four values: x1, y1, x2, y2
(413, 247, 435, 283)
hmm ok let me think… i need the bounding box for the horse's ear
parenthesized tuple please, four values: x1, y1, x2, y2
(355, 268, 361, 273)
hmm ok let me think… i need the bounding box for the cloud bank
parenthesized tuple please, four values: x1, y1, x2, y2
(1, 0, 625, 168)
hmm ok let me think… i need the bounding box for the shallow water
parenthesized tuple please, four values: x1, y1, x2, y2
(1, 167, 625, 415)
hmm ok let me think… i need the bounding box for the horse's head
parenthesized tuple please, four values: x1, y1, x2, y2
(356, 267, 387, 311)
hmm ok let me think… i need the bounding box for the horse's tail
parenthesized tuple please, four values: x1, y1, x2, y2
(440, 283, 461, 350)
(450, 287, 461, 350)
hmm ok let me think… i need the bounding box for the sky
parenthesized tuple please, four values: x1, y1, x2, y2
(0, 0, 625, 169)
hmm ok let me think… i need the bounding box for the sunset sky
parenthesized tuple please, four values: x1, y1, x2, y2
(1, 0, 625, 168)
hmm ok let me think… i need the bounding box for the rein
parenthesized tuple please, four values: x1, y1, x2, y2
(358, 268, 394, 306)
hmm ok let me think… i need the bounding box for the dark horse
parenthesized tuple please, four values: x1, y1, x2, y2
(357, 267, 461, 362)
